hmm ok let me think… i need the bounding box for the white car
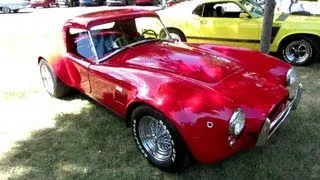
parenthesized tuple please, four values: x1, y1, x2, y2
(0, 0, 30, 14)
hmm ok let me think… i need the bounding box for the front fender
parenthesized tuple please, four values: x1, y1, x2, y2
(126, 73, 244, 163)
(271, 30, 320, 52)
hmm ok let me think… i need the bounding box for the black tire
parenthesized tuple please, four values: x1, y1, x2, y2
(39, 59, 71, 98)
(280, 35, 320, 66)
(2, 6, 11, 14)
(167, 28, 187, 42)
(13, 9, 19, 13)
(131, 105, 191, 173)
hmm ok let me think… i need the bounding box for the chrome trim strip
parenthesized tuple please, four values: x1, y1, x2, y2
(88, 30, 99, 63)
(256, 118, 270, 146)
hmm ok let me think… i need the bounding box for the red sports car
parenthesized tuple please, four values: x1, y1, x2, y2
(37, 9, 303, 172)
(30, 0, 56, 8)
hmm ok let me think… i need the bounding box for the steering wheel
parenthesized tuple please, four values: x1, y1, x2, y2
(141, 29, 158, 39)
(115, 37, 129, 47)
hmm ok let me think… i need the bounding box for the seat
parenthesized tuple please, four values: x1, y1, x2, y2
(216, 6, 225, 17)
(203, 5, 214, 17)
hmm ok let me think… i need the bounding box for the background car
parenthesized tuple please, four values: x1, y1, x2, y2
(105, 0, 127, 6)
(134, 0, 153, 5)
(79, 0, 105, 6)
(56, 0, 79, 7)
(157, 0, 320, 66)
(0, 0, 30, 13)
(37, 8, 302, 173)
(30, 0, 56, 8)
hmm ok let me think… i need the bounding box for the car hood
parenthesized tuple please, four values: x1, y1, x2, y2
(122, 41, 242, 84)
(119, 41, 289, 124)
(214, 69, 288, 109)
(212, 68, 289, 131)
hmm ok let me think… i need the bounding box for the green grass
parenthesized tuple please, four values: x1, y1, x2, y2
(0, 64, 319, 179)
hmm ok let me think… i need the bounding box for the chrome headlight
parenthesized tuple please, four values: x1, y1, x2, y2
(286, 68, 297, 87)
(229, 108, 245, 135)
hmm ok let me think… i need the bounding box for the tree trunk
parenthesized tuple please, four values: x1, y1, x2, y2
(260, 0, 276, 53)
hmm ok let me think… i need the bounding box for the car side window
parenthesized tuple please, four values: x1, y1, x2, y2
(192, 4, 204, 16)
(68, 28, 95, 60)
(203, 2, 244, 18)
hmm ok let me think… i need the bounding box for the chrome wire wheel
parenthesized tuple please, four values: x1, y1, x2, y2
(40, 63, 54, 94)
(284, 40, 311, 64)
(138, 116, 174, 162)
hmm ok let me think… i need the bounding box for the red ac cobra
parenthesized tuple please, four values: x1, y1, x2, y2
(38, 9, 303, 172)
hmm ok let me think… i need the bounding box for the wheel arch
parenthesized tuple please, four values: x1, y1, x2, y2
(277, 33, 320, 52)
(38, 56, 46, 64)
(125, 101, 168, 128)
(125, 100, 196, 164)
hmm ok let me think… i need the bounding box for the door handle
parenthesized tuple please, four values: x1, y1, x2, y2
(200, 20, 207, 25)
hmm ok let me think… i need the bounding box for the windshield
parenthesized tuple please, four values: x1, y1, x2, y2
(88, 17, 170, 60)
(241, 0, 264, 17)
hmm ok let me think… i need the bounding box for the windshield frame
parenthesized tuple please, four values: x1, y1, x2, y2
(87, 17, 172, 64)
(240, 0, 264, 18)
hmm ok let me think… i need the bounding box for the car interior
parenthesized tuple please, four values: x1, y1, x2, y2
(68, 19, 145, 60)
(195, 2, 244, 18)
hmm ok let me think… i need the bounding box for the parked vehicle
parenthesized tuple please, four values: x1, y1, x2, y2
(158, 0, 320, 65)
(105, 0, 127, 6)
(0, 0, 30, 13)
(79, 0, 105, 6)
(134, 0, 153, 5)
(56, 0, 79, 7)
(37, 8, 302, 172)
(30, 0, 56, 8)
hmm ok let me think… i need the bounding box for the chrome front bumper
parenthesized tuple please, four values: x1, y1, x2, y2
(256, 83, 303, 146)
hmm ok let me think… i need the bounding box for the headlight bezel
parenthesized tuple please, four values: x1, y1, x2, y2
(229, 108, 245, 136)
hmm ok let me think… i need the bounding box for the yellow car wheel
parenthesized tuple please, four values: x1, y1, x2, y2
(280, 36, 320, 66)
(167, 28, 186, 42)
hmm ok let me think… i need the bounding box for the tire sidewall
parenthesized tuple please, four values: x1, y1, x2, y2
(39, 60, 57, 97)
(167, 29, 186, 42)
(2, 7, 11, 14)
(131, 106, 185, 172)
(281, 37, 316, 66)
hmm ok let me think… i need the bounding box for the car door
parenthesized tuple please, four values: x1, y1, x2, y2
(65, 28, 94, 93)
(194, 1, 260, 49)
(85, 24, 129, 114)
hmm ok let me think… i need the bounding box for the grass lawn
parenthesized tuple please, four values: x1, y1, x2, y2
(0, 12, 319, 179)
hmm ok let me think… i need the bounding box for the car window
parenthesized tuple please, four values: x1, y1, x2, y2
(68, 28, 95, 60)
(89, 17, 170, 61)
(192, 4, 204, 16)
(203, 2, 244, 18)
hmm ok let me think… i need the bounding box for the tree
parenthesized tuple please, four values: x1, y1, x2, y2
(260, 0, 276, 53)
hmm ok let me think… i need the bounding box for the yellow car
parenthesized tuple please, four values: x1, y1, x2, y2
(157, 0, 320, 65)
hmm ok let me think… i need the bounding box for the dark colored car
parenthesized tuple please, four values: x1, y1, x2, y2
(79, 0, 105, 6)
